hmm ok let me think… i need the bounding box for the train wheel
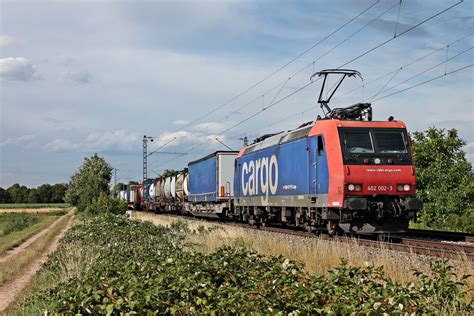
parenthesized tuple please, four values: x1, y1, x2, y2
(327, 220, 338, 236)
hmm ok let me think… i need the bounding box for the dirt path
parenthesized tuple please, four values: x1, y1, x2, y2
(0, 214, 73, 312)
(0, 208, 68, 214)
(0, 216, 64, 263)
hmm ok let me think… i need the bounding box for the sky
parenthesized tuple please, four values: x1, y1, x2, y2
(0, 0, 473, 187)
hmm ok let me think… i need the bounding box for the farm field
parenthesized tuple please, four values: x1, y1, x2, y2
(0, 203, 69, 210)
(0, 210, 72, 312)
(7, 213, 473, 314)
(0, 212, 63, 254)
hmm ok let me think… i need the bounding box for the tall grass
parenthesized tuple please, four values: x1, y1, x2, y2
(0, 214, 71, 285)
(136, 213, 474, 293)
(0, 214, 60, 254)
(1, 214, 38, 235)
(0, 203, 69, 209)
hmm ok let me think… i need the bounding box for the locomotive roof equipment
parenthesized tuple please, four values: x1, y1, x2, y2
(311, 69, 372, 121)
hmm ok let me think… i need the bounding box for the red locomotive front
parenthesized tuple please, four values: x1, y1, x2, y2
(315, 118, 422, 233)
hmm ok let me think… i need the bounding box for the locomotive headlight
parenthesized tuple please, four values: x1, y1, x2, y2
(397, 184, 411, 192)
(354, 184, 362, 191)
(374, 158, 381, 165)
(348, 184, 355, 191)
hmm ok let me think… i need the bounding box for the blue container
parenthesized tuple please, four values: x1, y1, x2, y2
(188, 151, 238, 203)
(234, 134, 329, 199)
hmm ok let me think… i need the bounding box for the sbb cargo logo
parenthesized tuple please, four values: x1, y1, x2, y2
(241, 154, 278, 196)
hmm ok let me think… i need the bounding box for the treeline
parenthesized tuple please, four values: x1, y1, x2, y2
(412, 128, 474, 232)
(0, 183, 67, 204)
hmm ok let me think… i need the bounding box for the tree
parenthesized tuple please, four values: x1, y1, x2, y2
(112, 182, 126, 196)
(37, 184, 52, 203)
(51, 183, 67, 203)
(7, 183, 29, 203)
(85, 192, 127, 215)
(64, 154, 113, 212)
(0, 188, 10, 203)
(162, 169, 178, 177)
(28, 188, 41, 203)
(412, 127, 474, 232)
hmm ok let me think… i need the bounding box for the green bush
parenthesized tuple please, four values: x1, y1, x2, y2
(2, 213, 39, 235)
(65, 154, 113, 212)
(18, 214, 472, 315)
(412, 128, 474, 232)
(85, 192, 127, 215)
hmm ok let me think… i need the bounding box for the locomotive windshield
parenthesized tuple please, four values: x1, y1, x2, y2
(343, 130, 374, 153)
(374, 130, 407, 153)
(339, 127, 411, 165)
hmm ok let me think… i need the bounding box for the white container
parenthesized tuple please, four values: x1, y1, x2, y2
(149, 182, 155, 199)
(175, 172, 185, 200)
(183, 173, 189, 197)
(154, 178, 162, 198)
(164, 177, 172, 199)
(129, 190, 136, 203)
(159, 178, 165, 198)
(170, 176, 176, 198)
(119, 190, 127, 201)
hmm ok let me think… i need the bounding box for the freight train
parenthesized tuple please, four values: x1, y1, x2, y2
(120, 70, 423, 234)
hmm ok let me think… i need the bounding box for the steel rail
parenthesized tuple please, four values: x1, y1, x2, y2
(139, 211, 473, 261)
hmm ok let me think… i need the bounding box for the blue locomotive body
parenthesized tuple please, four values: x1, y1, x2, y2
(233, 126, 329, 208)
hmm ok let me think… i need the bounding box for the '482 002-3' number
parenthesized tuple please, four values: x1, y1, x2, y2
(367, 185, 393, 191)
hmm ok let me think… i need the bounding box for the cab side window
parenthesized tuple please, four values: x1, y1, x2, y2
(317, 135, 324, 155)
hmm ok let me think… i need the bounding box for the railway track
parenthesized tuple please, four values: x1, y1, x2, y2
(139, 211, 474, 261)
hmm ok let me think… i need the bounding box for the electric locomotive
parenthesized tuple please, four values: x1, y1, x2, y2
(232, 111, 421, 234)
(231, 70, 421, 233)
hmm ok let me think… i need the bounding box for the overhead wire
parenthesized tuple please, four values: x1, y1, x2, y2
(366, 46, 472, 100)
(338, 0, 463, 68)
(146, 0, 467, 177)
(222, 0, 464, 136)
(372, 63, 473, 102)
(218, 0, 398, 124)
(156, 0, 399, 163)
(172, 0, 381, 132)
(335, 32, 473, 99)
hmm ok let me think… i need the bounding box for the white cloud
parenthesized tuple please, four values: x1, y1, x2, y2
(463, 142, 474, 164)
(150, 130, 193, 149)
(61, 70, 92, 84)
(0, 57, 39, 81)
(44, 138, 79, 151)
(0, 35, 15, 48)
(46, 130, 139, 152)
(193, 122, 228, 133)
(0, 135, 36, 147)
(173, 120, 189, 125)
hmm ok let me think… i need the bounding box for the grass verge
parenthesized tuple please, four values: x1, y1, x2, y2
(0, 203, 69, 209)
(0, 213, 71, 285)
(0, 213, 62, 254)
(8, 213, 473, 315)
(137, 213, 474, 293)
